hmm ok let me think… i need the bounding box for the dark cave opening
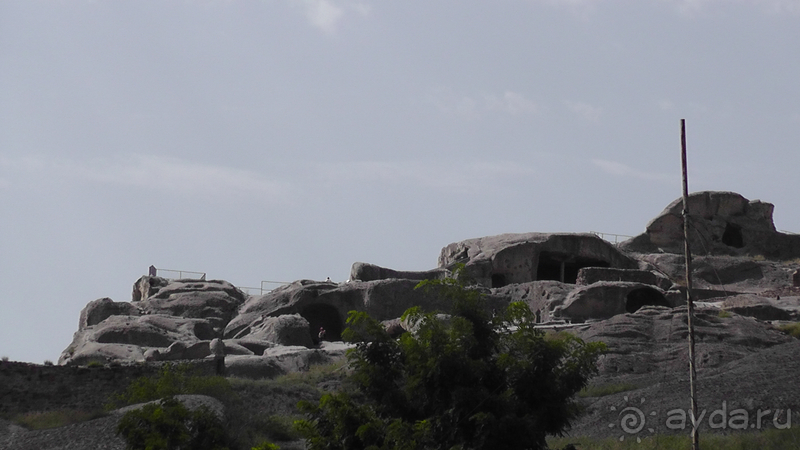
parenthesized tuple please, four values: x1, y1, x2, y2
(491, 273, 508, 288)
(625, 287, 670, 313)
(300, 304, 344, 342)
(722, 223, 745, 248)
(536, 252, 611, 284)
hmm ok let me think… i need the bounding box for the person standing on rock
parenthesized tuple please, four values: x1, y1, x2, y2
(210, 338, 225, 376)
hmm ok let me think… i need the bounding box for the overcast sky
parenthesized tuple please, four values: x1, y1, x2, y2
(2, 0, 799, 364)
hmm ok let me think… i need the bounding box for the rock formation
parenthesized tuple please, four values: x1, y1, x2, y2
(57, 190, 800, 409)
(620, 191, 800, 258)
(439, 232, 638, 287)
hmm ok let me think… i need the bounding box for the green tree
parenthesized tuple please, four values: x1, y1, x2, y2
(296, 269, 606, 450)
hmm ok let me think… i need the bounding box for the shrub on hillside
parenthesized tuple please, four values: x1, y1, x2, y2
(116, 396, 231, 450)
(776, 322, 800, 339)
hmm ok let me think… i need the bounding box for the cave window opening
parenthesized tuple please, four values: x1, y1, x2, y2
(491, 273, 507, 288)
(625, 288, 670, 313)
(300, 304, 344, 342)
(722, 223, 744, 248)
(536, 252, 611, 284)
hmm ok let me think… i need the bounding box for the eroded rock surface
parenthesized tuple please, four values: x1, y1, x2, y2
(350, 262, 448, 282)
(568, 305, 799, 437)
(135, 279, 247, 331)
(439, 232, 638, 288)
(621, 191, 800, 258)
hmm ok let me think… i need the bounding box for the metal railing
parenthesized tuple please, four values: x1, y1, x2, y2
(147, 266, 293, 295)
(237, 286, 264, 296)
(589, 231, 633, 244)
(148, 266, 206, 280)
(234, 280, 292, 296)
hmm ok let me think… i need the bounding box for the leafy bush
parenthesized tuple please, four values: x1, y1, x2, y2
(116, 396, 231, 450)
(296, 267, 606, 450)
(108, 363, 234, 409)
(776, 322, 800, 339)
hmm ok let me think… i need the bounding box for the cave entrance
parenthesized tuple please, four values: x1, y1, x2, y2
(491, 273, 508, 288)
(536, 252, 611, 284)
(300, 304, 344, 342)
(722, 223, 744, 248)
(625, 287, 670, 313)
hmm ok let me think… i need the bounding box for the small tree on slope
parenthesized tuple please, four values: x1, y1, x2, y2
(296, 270, 606, 450)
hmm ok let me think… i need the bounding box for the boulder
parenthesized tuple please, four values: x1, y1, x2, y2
(61, 342, 146, 366)
(79, 298, 140, 330)
(164, 340, 214, 360)
(59, 314, 218, 365)
(137, 279, 247, 331)
(219, 340, 255, 356)
(233, 314, 314, 348)
(231, 339, 275, 356)
(161, 341, 189, 360)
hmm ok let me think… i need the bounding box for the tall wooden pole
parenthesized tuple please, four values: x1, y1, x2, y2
(681, 119, 700, 450)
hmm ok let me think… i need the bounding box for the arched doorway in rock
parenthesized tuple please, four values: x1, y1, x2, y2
(625, 287, 670, 313)
(300, 304, 344, 341)
(722, 223, 744, 248)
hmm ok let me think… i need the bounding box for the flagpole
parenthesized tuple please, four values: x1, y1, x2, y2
(681, 119, 700, 450)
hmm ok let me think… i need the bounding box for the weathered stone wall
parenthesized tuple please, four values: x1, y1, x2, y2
(0, 360, 212, 416)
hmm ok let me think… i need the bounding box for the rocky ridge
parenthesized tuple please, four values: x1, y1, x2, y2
(20, 191, 800, 442)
